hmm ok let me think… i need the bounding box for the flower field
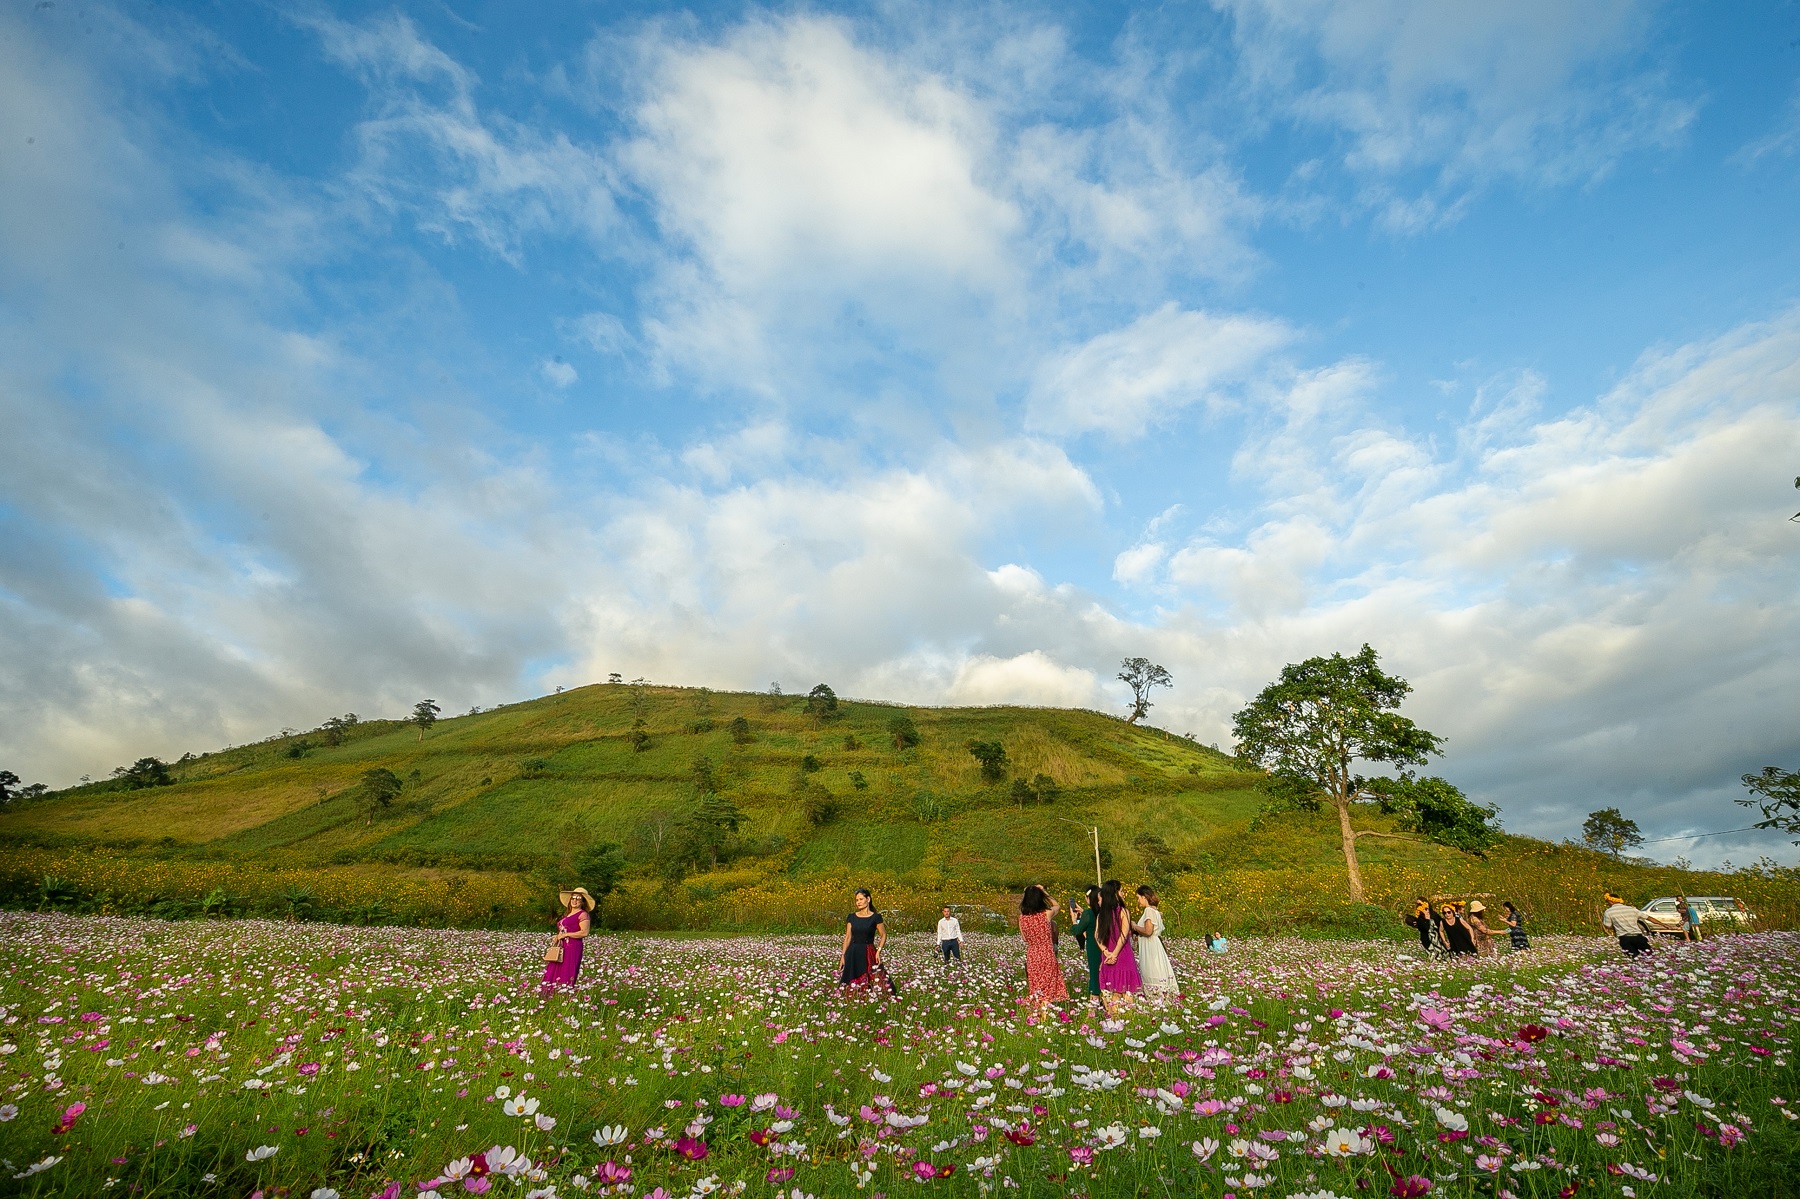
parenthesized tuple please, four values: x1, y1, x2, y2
(0, 915, 1794, 1199)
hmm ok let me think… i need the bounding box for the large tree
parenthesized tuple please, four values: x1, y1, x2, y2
(0, 770, 19, 804)
(1739, 766, 1800, 842)
(410, 699, 441, 741)
(1118, 658, 1172, 724)
(1231, 644, 1443, 903)
(1581, 807, 1643, 858)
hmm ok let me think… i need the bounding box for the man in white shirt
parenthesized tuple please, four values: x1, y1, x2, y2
(1601, 892, 1653, 958)
(936, 906, 963, 965)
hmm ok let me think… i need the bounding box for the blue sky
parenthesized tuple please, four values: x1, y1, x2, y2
(2, 0, 1798, 865)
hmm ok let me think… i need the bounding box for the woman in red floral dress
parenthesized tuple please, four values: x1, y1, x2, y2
(1019, 885, 1067, 1013)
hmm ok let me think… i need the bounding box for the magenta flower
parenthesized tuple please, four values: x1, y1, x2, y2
(672, 1136, 708, 1161)
(297, 1062, 321, 1076)
(766, 1166, 796, 1184)
(718, 1094, 746, 1107)
(1389, 1175, 1433, 1197)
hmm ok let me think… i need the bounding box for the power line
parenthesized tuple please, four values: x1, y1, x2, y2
(1637, 825, 1770, 845)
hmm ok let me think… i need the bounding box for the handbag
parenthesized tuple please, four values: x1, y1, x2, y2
(544, 939, 563, 964)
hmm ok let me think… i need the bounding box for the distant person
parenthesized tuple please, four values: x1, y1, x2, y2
(541, 887, 593, 993)
(936, 905, 963, 964)
(1601, 892, 1653, 958)
(1465, 901, 1496, 956)
(1206, 931, 1228, 953)
(1502, 901, 1529, 952)
(1438, 903, 1476, 956)
(1677, 894, 1701, 942)
(1018, 885, 1067, 1014)
(1403, 897, 1434, 952)
(1096, 880, 1143, 1011)
(1132, 885, 1179, 997)
(1069, 886, 1103, 998)
(840, 888, 894, 992)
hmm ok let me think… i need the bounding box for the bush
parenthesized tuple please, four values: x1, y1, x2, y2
(887, 714, 921, 750)
(729, 716, 753, 745)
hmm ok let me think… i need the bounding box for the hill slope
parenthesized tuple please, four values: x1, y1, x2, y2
(2, 683, 1793, 933)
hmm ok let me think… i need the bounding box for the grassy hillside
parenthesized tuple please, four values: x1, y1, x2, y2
(2, 682, 1795, 934)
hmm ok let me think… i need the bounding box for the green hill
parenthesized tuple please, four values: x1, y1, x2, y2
(2, 682, 1795, 934)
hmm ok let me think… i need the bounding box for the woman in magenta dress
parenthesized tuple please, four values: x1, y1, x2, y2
(1096, 880, 1142, 1010)
(541, 887, 593, 991)
(1018, 885, 1067, 1014)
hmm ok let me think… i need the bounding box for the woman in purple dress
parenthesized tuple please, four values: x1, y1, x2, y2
(1095, 880, 1141, 1011)
(541, 887, 593, 991)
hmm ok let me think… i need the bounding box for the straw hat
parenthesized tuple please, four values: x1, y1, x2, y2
(1467, 900, 1486, 915)
(560, 887, 596, 911)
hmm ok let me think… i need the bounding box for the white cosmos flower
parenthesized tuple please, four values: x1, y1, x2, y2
(0, 1105, 17, 1122)
(871, 1069, 892, 1083)
(1191, 1137, 1219, 1162)
(310, 1190, 341, 1199)
(12, 1157, 60, 1179)
(1321, 1094, 1348, 1108)
(1434, 1107, 1469, 1132)
(503, 1096, 540, 1117)
(594, 1125, 629, 1146)
(1093, 1124, 1128, 1149)
(1323, 1129, 1373, 1157)
(1159, 1022, 1183, 1035)
(488, 1145, 525, 1176)
(957, 1062, 980, 1076)
(442, 1158, 473, 1181)
(1227, 1138, 1252, 1158)
(535, 1113, 558, 1131)
(246, 1145, 279, 1162)
(1138, 1126, 1161, 1139)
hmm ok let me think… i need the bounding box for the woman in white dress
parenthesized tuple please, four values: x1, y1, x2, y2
(1131, 885, 1179, 997)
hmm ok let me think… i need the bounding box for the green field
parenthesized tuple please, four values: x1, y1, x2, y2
(2, 683, 1795, 933)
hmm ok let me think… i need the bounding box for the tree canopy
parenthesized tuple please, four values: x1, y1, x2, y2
(966, 740, 1008, 784)
(1739, 766, 1800, 842)
(1231, 644, 1443, 902)
(1371, 775, 1500, 856)
(112, 757, 174, 789)
(1118, 657, 1172, 724)
(410, 699, 441, 741)
(804, 683, 841, 722)
(1581, 807, 1643, 858)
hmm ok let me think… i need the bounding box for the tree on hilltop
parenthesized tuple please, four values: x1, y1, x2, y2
(1740, 766, 1800, 842)
(112, 757, 174, 789)
(1119, 658, 1173, 724)
(1581, 807, 1643, 858)
(0, 770, 18, 803)
(410, 700, 440, 742)
(804, 683, 841, 723)
(1231, 644, 1443, 904)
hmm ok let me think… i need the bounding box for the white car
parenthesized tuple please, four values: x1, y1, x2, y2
(1640, 896, 1755, 936)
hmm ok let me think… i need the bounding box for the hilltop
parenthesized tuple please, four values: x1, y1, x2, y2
(1, 683, 1793, 934)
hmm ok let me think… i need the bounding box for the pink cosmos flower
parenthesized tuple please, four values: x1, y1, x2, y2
(766, 1167, 796, 1184)
(1390, 1176, 1433, 1197)
(672, 1136, 708, 1161)
(297, 1063, 321, 1076)
(1068, 1146, 1095, 1167)
(718, 1094, 746, 1107)
(1417, 1008, 1453, 1032)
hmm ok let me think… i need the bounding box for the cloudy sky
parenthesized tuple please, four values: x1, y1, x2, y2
(2, 0, 1797, 864)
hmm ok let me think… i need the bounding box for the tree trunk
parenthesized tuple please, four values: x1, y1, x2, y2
(1336, 796, 1365, 904)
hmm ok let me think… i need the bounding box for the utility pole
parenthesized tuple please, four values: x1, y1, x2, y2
(1059, 818, 1103, 887)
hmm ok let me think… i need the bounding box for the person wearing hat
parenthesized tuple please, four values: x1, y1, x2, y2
(1464, 901, 1495, 956)
(542, 887, 594, 990)
(1601, 892, 1652, 958)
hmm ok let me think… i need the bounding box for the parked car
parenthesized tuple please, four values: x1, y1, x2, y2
(1641, 896, 1756, 936)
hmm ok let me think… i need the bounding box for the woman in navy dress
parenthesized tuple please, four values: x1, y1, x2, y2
(839, 888, 889, 988)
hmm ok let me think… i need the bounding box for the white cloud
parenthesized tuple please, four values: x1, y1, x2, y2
(1029, 304, 1292, 438)
(540, 358, 577, 388)
(1217, 0, 1696, 227)
(945, 651, 1101, 708)
(308, 11, 619, 262)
